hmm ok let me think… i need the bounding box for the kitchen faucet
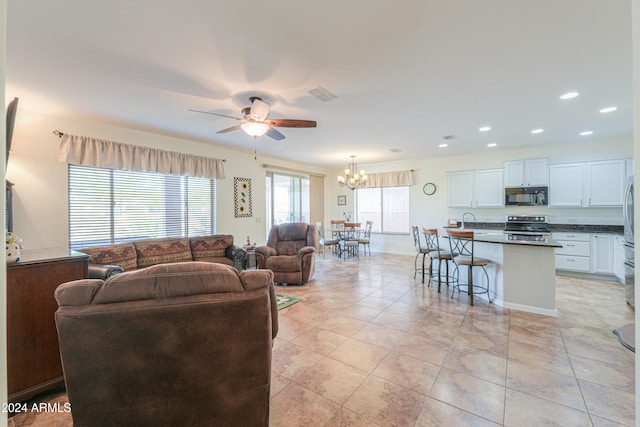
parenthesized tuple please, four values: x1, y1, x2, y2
(461, 211, 476, 230)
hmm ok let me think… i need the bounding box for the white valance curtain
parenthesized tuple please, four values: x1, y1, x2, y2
(363, 170, 413, 188)
(58, 134, 226, 179)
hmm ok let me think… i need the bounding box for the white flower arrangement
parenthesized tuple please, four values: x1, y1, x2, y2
(6, 231, 23, 263)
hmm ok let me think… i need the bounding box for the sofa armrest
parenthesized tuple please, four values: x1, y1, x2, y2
(88, 264, 124, 280)
(298, 246, 316, 256)
(225, 244, 247, 271)
(255, 245, 277, 258)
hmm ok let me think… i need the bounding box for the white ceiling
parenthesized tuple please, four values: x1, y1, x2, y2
(6, 0, 633, 168)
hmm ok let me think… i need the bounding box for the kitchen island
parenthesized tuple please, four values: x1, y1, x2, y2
(443, 231, 562, 317)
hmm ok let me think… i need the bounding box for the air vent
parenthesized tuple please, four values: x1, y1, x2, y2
(442, 135, 456, 140)
(389, 148, 402, 153)
(309, 86, 338, 102)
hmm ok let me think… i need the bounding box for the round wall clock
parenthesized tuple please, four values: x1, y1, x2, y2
(423, 182, 437, 195)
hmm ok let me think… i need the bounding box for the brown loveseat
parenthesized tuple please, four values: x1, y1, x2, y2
(80, 235, 247, 279)
(54, 262, 277, 427)
(255, 222, 317, 285)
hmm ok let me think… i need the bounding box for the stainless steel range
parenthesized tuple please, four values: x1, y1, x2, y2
(504, 215, 550, 241)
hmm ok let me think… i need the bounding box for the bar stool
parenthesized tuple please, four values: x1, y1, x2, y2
(422, 228, 455, 292)
(446, 230, 492, 306)
(411, 226, 431, 282)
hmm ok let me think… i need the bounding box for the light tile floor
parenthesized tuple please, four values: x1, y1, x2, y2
(269, 253, 635, 427)
(9, 253, 636, 426)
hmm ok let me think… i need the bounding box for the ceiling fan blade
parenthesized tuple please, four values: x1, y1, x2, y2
(188, 109, 242, 121)
(266, 127, 286, 141)
(216, 124, 243, 134)
(267, 119, 317, 128)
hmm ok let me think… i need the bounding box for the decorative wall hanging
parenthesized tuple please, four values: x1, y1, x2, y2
(234, 177, 252, 218)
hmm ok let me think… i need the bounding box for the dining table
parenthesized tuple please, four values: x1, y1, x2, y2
(330, 222, 361, 258)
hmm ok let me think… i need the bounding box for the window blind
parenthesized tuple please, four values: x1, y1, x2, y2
(68, 165, 215, 249)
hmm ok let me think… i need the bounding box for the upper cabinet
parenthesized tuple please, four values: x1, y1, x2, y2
(549, 159, 627, 207)
(504, 158, 548, 187)
(448, 169, 503, 208)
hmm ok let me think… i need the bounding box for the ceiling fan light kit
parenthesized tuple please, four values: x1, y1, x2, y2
(241, 122, 269, 137)
(190, 96, 317, 141)
(338, 155, 367, 190)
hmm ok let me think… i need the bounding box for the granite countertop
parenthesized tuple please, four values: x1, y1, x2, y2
(450, 222, 624, 235)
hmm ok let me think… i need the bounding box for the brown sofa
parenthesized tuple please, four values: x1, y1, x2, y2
(255, 222, 317, 285)
(54, 262, 277, 427)
(80, 235, 247, 278)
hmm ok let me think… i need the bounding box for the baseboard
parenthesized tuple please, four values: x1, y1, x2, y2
(502, 301, 558, 317)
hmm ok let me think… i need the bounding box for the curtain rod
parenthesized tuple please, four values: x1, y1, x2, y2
(52, 130, 227, 162)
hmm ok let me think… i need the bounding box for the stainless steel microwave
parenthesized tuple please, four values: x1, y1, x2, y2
(505, 186, 548, 206)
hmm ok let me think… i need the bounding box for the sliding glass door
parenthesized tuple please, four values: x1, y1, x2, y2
(266, 172, 310, 233)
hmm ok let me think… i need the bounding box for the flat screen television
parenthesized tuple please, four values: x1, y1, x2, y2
(6, 97, 19, 161)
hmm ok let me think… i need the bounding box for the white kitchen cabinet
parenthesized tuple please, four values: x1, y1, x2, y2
(549, 160, 625, 207)
(614, 235, 625, 282)
(585, 160, 626, 206)
(447, 169, 503, 208)
(554, 232, 591, 272)
(447, 171, 474, 208)
(591, 234, 614, 274)
(548, 164, 584, 207)
(504, 158, 548, 187)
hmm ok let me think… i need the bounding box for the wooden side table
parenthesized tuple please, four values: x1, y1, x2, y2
(7, 247, 89, 402)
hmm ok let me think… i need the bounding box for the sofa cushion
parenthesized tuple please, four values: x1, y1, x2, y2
(265, 255, 302, 273)
(81, 242, 138, 271)
(92, 262, 245, 304)
(134, 238, 192, 268)
(192, 256, 233, 266)
(191, 235, 234, 259)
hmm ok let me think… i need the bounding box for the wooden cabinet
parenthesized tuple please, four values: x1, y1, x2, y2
(7, 248, 89, 402)
(549, 160, 626, 207)
(448, 168, 503, 208)
(504, 158, 548, 187)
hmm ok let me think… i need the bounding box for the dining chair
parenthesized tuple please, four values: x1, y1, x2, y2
(411, 226, 431, 281)
(358, 220, 373, 256)
(342, 222, 361, 258)
(446, 230, 492, 305)
(316, 221, 339, 257)
(422, 228, 455, 292)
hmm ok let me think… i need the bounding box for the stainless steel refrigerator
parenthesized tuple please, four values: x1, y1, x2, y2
(623, 175, 634, 308)
(614, 176, 635, 352)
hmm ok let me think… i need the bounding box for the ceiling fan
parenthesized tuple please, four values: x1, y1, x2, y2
(189, 97, 317, 140)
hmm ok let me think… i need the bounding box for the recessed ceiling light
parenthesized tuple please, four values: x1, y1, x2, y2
(531, 129, 544, 134)
(580, 131, 593, 136)
(438, 143, 448, 148)
(487, 143, 497, 147)
(600, 106, 618, 113)
(560, 92, 579, 100)
(479, 126, 491, 132)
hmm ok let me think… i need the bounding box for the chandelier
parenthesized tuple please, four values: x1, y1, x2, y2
(337, 155, 368, 190)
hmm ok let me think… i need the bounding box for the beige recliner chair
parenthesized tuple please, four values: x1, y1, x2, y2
(54, 262, 277, 427)
(255, 222, 317, 285)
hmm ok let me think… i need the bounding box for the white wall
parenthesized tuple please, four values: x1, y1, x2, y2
(328, 138, 632, 255)
(7, 108, 632, 257)
(6, 109, 328, 250)
(1, 0, 8, 424)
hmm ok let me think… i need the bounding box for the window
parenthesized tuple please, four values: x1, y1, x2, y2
(68, 165, 215, 249)
(266, 172, 309, 232)
(356, 186, 410, 234)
